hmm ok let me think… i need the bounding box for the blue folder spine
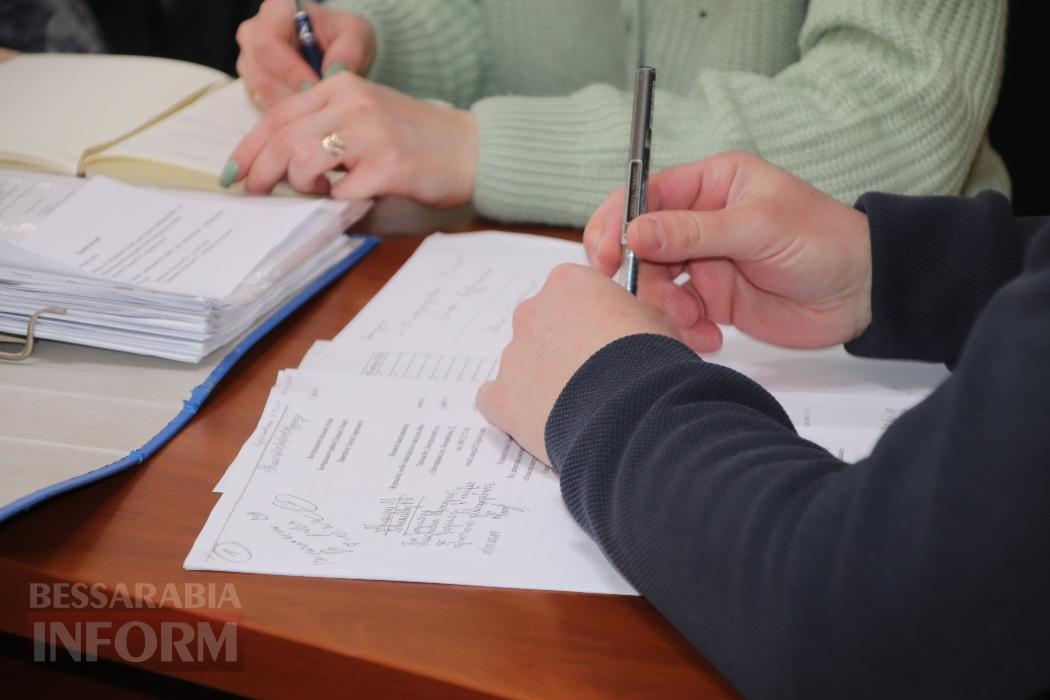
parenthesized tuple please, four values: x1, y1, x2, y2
(0, 235, 379, 523)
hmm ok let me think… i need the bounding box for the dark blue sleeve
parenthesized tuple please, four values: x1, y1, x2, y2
(845, 190, 1034, 365)
(545, 203, 1050, 698)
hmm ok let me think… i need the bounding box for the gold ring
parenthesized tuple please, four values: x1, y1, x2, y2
(321, 132, 346, 159)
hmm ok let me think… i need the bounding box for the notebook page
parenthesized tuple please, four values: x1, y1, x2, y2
(0, 54, 227, 175)
(86, 79, 261, 179)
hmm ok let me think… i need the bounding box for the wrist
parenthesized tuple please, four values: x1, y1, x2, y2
(451, 108, 477, 205)
(847, 212, 874, 341)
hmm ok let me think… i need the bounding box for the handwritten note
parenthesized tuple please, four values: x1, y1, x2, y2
(188, 372, 635, 593)
(332, 232, 583, 352)
(188, 231, 948, 593)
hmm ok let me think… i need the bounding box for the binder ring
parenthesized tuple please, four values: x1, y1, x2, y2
(0, 307, 66, 362)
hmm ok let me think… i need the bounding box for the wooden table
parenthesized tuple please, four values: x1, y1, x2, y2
(0, 221, 740, 699)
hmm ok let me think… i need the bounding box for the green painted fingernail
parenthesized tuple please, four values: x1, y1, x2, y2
(300, 81, 314, 91)
(218, 160, 239, 188)
(323, 61, 348, 78)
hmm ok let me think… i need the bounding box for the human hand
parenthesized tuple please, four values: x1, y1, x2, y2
(236, 0, 376, 109)
(583, 152, 872, 352)
(476, 264, 681, 466)
(223, 71, 478, 206)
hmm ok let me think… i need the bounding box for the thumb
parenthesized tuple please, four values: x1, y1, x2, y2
(322, 33, 373, 75)
(627, 209, 762, 264)
(314, 7, 375, 75)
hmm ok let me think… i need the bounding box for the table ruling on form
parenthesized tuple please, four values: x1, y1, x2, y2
(185, 233, 948, 593)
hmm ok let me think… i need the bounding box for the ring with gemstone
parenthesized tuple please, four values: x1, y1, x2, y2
(321, 132, 346, 159)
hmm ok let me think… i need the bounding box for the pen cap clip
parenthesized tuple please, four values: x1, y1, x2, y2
(628, 67, 656, 161)
(628, 66, 655, 217)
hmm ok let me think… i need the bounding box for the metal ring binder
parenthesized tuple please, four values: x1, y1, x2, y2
(0, 307, 66, 362)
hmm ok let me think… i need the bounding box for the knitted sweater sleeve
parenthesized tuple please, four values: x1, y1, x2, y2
(471, 0, 1006, 225)
(328, 0, 485, 109)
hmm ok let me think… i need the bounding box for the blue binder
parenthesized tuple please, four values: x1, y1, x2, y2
(0, 234, 379, 524)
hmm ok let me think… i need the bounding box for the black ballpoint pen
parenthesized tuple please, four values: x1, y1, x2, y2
(619, 66, 656, 296)
(294, 0, 324, 78)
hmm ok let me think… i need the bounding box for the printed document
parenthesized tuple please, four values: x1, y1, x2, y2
(187, 232, 948, 592)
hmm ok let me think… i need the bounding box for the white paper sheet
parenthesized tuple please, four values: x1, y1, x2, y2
(0, 53, 225, 174)
(188, 371, 634, 593)
(99, 80, 260, 176)
(188, 231, 949, 593)
(10, 176, 327, 299)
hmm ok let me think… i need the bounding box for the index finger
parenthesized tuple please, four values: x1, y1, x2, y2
(583, 154, 743, 274)
(583, 186, 624, 275)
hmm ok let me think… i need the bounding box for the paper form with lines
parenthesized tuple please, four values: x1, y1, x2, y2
(186, 231, 947, 592)
(187, 232, 637, 592)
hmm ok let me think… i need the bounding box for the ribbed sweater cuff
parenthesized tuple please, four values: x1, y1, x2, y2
(471, 85, 633, 226)
(332, 0, 482, 107)
(545, 334, 700, 474)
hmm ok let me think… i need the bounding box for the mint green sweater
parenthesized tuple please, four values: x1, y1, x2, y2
(333, 0, 1009, 226)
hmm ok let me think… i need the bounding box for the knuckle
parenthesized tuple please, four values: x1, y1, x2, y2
(256, 110, 280, 134)
(681, 212, 706, 247)
(264, 101, 295, 128)
(290, 141, 316, 171)
(381, 147, 405, 177)
(548, 262, 580, 285)
(511, 298, 536, 329)
(352, 91, 376, 113)
(268, 128, 296, 155)
(477, 381, 506, 420)
(235, 21, 252, 46)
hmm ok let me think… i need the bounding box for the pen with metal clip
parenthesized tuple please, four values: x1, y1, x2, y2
(619, 66, 656, 296)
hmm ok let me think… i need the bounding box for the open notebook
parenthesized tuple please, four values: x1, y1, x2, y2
(0, 53, 263, 192)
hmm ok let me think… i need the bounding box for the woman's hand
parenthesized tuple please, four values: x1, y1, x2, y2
(476, 264, 681, 465)
(583, 152, 873, 352)
(223, 72, 478, 206)
(235, 0, 376, 109)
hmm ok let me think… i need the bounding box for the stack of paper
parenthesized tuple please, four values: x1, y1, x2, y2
(0, 170, 371, 362)
(185, 233, 948, 593)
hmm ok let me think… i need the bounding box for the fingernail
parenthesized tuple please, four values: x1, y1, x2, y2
(218, 160, 239, 188)
(299, 81, 314, 91)
(638, 218, 666, 250)
(323, 62, 348, 78)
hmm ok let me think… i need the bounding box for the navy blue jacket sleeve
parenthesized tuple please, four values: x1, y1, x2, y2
(545, 194, 1050, 699)
(845, 190, 1038, 365)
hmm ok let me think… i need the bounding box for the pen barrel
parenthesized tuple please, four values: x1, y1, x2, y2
(618, 66, 655, 297)
(294, 12, 324, 78)
(619, 250, 640, 295)
(629, 67, 656, 165)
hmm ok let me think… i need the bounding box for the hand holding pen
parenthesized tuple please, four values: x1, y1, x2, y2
(235, 0, 377, 109)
